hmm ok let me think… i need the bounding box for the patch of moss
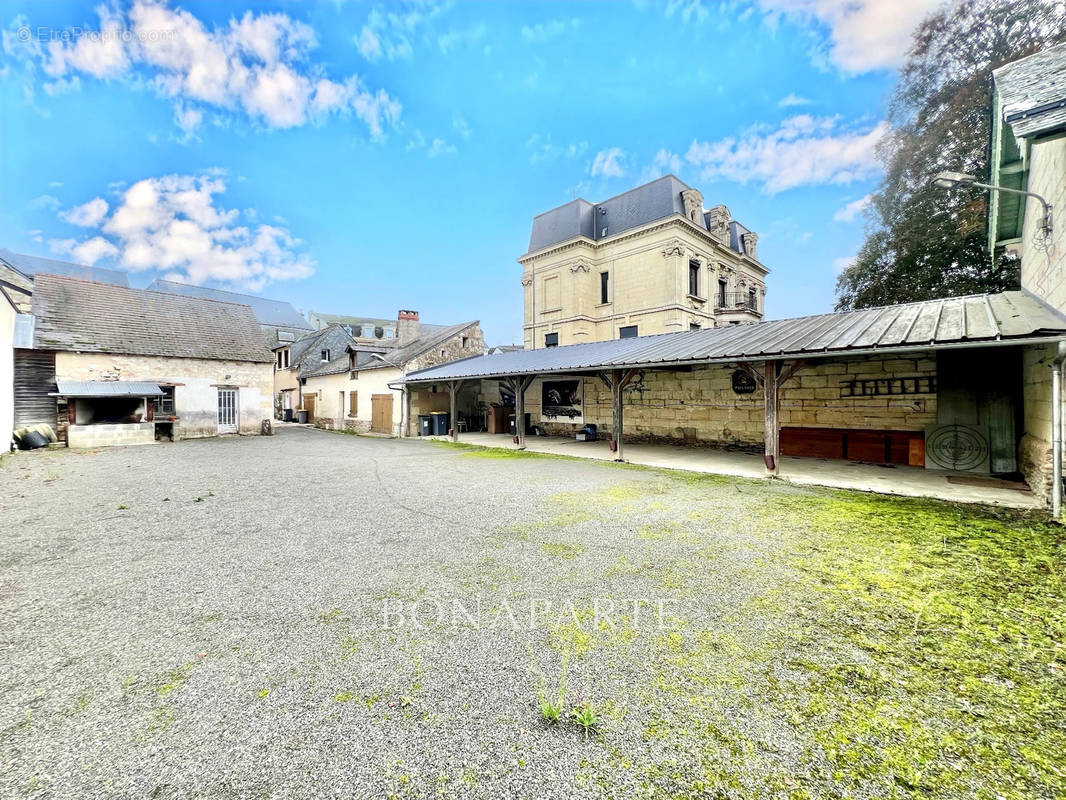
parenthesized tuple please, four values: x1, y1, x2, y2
(540, 541, 584, 560)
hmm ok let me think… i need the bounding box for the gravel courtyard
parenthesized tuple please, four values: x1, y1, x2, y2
(1, 427, 1063, 799)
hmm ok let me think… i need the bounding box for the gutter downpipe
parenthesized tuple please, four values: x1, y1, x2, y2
(1053, 341, 1066, 518)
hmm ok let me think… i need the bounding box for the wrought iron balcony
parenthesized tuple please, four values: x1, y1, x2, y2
(715, 292, 760, 314)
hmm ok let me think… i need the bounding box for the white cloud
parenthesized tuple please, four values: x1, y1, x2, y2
(29, 194, 62, 211)
(520, 18, 580, 44)
(436, 22, 487, 55)
(427, 137, 455, 157)
(9, 2, 400, 137)
(525, 134, 587, 165)
(640, 149, 683, 182)
(756, 0, 941, 72)
(778, 93, 811, 107)
(590, 147, 627, 178)
(354, 1, 449, 61)
(61, 197, 110, 227)
(833, 193, 872, 222)
(452, 113, 471, 139)
(685, 115, 887, 193)
(51, 171, 313, 289)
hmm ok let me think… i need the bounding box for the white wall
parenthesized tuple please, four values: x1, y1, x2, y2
(1020, 136, 1066, 312)
(0, 296, 14, 448)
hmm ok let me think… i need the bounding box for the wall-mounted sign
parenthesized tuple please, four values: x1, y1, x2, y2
(541, 378, 583, 425)
(731, 369, 757, 395)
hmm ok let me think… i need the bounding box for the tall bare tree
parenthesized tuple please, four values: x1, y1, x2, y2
(835, 0, 1066, 310)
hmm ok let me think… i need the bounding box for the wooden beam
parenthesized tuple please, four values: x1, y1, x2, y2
(612, 369, 624, 461)
(779, 358, 808, 386)
(736, 361, 765, 388)
(447, 380, 464, 442)
(514, 375, 535, 449)
(764, 360, 779, 473)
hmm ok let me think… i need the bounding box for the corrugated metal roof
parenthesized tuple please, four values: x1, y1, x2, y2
(404, 291, 1066, 382)
(54, 380, 163, 397)
(994, 42, 1066, 138)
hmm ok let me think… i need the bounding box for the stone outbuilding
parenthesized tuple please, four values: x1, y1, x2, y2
(298, 310, 483, 435)
(20, 274, 274, 447)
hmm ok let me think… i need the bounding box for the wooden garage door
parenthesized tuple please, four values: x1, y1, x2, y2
(371, 394, 393, 434)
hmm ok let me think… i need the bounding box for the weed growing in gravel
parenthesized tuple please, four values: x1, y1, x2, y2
(117, 504, 128, 510)
(155, 663, 195, 696)
(534, 642, 571, 727)
(333, 690, 356, 702)
(570, 702, 599, 738)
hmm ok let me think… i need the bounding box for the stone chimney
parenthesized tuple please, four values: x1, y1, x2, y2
(741, 231, 758, 260)
(397, 309, 420, 344)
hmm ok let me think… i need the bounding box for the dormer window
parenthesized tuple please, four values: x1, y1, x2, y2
(321, 349, 330, 362)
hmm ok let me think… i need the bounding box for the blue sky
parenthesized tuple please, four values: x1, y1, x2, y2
(0, 0, 938, 345)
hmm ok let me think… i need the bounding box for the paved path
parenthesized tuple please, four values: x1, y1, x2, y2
(427, 432, 1042, 509)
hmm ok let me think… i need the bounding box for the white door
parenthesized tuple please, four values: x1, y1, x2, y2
(217, 388, 238, 433)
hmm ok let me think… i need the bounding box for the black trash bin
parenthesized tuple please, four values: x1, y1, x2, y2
(430, 412, 449, 435)
(419, 414, 433, 436)
(283, 408, 293, 422)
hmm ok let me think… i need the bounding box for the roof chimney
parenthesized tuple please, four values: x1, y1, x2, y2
(397, 309, 420, 344)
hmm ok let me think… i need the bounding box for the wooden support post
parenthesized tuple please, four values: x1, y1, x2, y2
(763, 360, 779, 473)
(402, 385, 411, 438)
(513, 375, 534, 449)
(447, 380, 464, 442)
(612, 368, 625, 462)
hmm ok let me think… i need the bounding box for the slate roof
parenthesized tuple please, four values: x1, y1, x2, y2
(54, 380, 163, 397)
(525, 175, 755, 258)
(146, 279, 311, 330)
(404, 292, 1066, 382)
(994, 42, 1066, 138)
(356, 321, 479, 372)
(31, 275, 273, 363)
(291, 325, 357, 379)
(0, 248, 131, 287)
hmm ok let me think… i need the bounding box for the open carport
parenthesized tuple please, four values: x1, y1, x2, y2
(399, 291, 1066, 512)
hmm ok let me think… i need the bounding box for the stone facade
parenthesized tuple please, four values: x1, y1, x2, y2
(305, 324, 485, 436)
(520, 215, 768, 349)
(410, 354, 938, 445)
(54, 352, 272, 439)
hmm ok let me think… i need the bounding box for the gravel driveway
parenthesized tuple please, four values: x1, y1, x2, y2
(1, 427, 1061, 799)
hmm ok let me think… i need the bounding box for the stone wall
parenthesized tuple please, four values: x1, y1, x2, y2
(1020, 343, 1058, 501)
(410, 353, 939, 446)
(54, 353, 272, 438)
(406, 325, 485, 373)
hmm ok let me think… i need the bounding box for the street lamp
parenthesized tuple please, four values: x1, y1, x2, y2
(932, 170, 1053, 238)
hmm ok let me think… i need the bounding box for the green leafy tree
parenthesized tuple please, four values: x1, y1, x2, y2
(835, 0, 1066, 310)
